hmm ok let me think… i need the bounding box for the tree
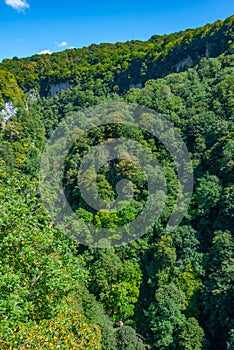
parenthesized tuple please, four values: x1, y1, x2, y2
(88, 250, 142, 322)
(202, 231, 234, 349)
(147, 283, 186, 349)
(177, 317, 205, 350)
(115, 326, 146, 350)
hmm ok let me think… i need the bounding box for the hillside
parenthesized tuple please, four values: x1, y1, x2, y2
(0, 15, 234, 350)
(0, 15, 233, 99)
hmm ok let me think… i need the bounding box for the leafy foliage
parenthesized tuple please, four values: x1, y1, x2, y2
(0, 14, 233, 350)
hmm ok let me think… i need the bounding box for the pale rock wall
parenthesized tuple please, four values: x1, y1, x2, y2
(0, 101, 17, 125)
(48, 82, 70, 97)
(175, 55, 193, 73)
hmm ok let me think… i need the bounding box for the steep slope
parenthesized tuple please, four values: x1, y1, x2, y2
(0, 15, 233, 97)
(0, 14, 233, 350)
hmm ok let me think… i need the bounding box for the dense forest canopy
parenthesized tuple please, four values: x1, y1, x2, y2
(0, 14, 233, 350)
(0, 15, 233, 97)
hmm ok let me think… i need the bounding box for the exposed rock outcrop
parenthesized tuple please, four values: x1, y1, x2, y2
(175, 55, 193, 72)
(0, 101, 17, 125)
(48, 82, 70, 97)
(129, 83, 143, 89)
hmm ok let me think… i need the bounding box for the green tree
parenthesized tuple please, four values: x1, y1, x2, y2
(115, 326, 145, 350)
(177, 317, 205, 350)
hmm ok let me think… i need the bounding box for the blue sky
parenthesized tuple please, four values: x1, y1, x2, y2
(0, 0, 233, 62)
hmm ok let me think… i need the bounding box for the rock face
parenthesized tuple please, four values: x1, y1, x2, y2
(0, 101, 17, 125)
(205, 45, 210, 59)
(175, 56, 193, 72)
(48, 82, 70, 97)
(129, 83, 143, 89)
(28, 91, 39, 102)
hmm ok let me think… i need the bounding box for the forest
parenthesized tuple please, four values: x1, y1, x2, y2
(0, 14, 233, 350)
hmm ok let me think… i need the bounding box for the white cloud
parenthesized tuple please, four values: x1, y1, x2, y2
(60, 41, 67, 47)
(55, 41, 68, 48)
(5, 0, 30, 11)
(38, 49, 52, 55)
